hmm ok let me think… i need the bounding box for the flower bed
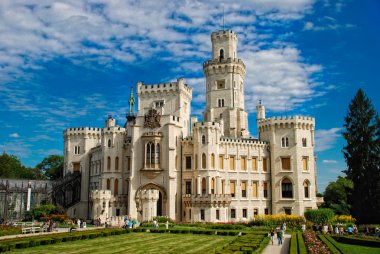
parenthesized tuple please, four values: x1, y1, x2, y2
(303, 230, 331, 254)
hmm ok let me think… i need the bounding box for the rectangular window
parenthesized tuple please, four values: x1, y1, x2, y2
(229, 156, 235, 171)
(200, 209, 205, 220)
(231, 209, 236, 219)
(241, 181, 247, 198)
(253, 208, 258, 216)
(241, 156, 246, 171)
(155, 100, 164, 108)
(189, 209, 191, 219)
(302, 157, 308, 171)
(186, 156, 192, 170)
(264, 208, 269, 215)
(217, 80, 225, 89)
(219, 155, 224, 169)
(216, 209, 220, 220)
(284, 208, 292, 215)
(116, 209, 120, 216)
(252, 181, 258, 198)
(262, 158, 268, 172)
(185, 181, 192, 195)
(251, 157, 257, 171)
(281, 158, 291, 170)
(243, 209, 247, 218)
(230, 181, 235, 198)
(127, 157, 131, 171)
(263, 181, 268, 198)
(221, 180, 225, 194)
(73, 162, 80, 172)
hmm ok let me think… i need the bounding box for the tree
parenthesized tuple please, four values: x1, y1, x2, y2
(323, 177, 353, 215)
(343, 88, 380, 224)
(36, 155, 64, 180)
(0, 152, 24, 178)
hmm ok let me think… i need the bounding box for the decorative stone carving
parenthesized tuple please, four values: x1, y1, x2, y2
(144, 109, 161, 129)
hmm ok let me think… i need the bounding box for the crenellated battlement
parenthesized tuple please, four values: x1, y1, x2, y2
(139, 189, 159, 201)
(220, 137, 267, 147)
(64, 126, 126, 138)
(258, 115, 315, 132)
(211, 30, 237, 41)
(137, 78, 192, 97)
(90, 189, 112, 200)
(203, 58, 246, 77)
(193, 121, 221, 130)
(63, 127, 102, 137)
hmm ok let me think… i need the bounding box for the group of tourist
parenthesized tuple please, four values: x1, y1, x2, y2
(122, 215, 137, 229)
(311, 224, 358, 235)
(269, 222, 286, 245)
(69, 218, 87, 232)
(93, 218, 102, 227)
(42, 220, 56, 232)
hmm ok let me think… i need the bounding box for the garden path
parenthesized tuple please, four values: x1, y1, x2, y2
(261, 234, 291, 254)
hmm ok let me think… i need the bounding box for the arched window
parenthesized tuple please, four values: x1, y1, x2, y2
(146, 142, 155, 168)
(156, 144, 160, 164)
(106, 179, 111, 190)
(202, 153, 206, 169)
(281, 137, 289, 148)
(304, 180, 310, 198)
(202, 135, 206, 144)
(211, 153, 215, 168)
(202, 178, 206, 195)
(114, 179, 119, 195)
(211, 178, 215, 194)
(108, 139, 111, 147)
(219, 49, 224, 60)
(115, 156, 119, 171)
(281, 178, 293, 198)
(107, 156, 111, 170)
(302, 138, 307, 147)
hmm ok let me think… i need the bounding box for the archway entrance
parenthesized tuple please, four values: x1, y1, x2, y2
(135, 183, 167, 222)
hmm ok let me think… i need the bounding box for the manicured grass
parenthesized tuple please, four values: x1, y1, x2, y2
(8, 232, 235, 254)
(323, 235, 380, 254)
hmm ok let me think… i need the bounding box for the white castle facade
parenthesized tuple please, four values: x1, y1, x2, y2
(62, 30, 318, 223)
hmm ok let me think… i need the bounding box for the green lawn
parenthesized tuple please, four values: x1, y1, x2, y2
(333, 241, 380, 254)
(9, 233, 235, 254)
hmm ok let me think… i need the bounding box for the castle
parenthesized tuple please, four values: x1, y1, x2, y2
(58, 30, 318, 223)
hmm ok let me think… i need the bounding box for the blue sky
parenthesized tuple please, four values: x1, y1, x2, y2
(0, 0, 379, 192)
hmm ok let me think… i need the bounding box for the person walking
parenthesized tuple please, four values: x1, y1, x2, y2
(77, 219, 81, 230)
(270, 228, 275, 245)
(277, 228, 283, 245)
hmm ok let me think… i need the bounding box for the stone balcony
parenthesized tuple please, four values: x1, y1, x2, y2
(182, 194, 232, 208)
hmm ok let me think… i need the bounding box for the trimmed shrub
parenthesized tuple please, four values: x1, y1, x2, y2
(250, 214, 305, 228)
(15, 241, 30, 249)
(304, 208, 335, 225)
(289, 232, 297, 254)
(332, 235, 380, 248)
(297, 231, 307, 254)
(40, 238, 52, 245)
(317, 235, 342, 254)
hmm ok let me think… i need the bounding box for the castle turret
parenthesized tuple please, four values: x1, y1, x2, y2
(203, 30, 248, 138)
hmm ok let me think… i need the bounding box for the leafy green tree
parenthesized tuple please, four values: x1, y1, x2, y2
(36, 155, 63, 180)
(343, 88, 380, 224)
(323, 177, 352, 215)
(0, 152, 24, 178)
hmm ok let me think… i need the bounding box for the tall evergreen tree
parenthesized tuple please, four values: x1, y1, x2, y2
(343, 88, 380, 224)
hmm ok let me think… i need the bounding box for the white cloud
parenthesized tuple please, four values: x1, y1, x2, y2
(322, 159, 338, 164)
(315, 127, 341, 152)
(9, 133, 20, 138)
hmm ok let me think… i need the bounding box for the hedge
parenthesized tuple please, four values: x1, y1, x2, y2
(0, 228, 130, 253)
(215, 232, 267, 254)
(304, 208, 335, 225)
(289, 232, 297, 254)
(332, 235, 380, 248)
(297, 231, 307, 254)
(317, 234, 342, 254)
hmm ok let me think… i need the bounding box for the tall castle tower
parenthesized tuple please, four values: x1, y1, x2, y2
(203, 30, 249, 138)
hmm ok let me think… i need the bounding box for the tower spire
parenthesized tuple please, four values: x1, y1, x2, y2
(126, 85, 136, 123)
